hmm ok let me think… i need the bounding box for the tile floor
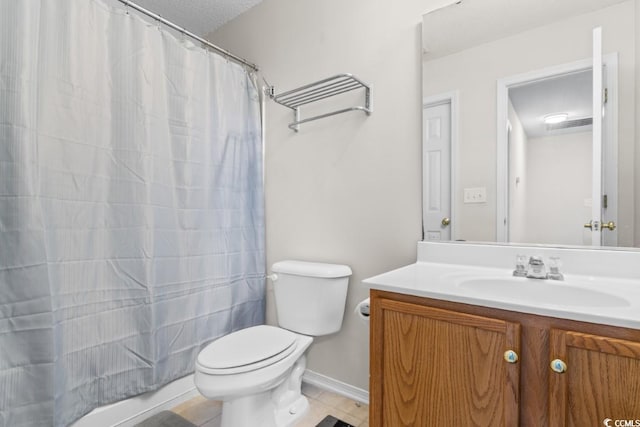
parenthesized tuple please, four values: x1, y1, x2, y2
(169, 382, 369, 427)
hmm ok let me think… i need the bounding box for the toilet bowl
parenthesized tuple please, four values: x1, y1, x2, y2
(195, 325, 313, 427)
(194, 260, 352, 427)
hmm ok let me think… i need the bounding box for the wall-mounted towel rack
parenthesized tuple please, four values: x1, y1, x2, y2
(270, 74, 372, 131)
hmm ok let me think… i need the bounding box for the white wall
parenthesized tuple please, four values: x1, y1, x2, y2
(636, 0, 640, 246)
(208, 0, 453, 391)
(423, 1, 636, 243)
(524, 131, 592, 246)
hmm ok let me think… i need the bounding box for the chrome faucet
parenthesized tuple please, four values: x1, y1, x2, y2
(526, 256, 547, 279)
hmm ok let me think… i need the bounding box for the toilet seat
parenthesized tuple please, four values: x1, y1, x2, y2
(197, 325, 297, 375)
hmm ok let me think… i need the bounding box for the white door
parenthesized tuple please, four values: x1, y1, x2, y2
(423, 102, 452, 241)
(589, 26, 604, 246)
(589, 26, 618, 246)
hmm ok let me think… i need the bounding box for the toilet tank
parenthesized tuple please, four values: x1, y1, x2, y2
(271, 260, 352, 336)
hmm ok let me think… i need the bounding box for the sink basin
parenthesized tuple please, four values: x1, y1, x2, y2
(456, 277, 631, 308)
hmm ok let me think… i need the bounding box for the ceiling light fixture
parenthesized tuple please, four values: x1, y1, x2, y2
(543, 113, 569, 124)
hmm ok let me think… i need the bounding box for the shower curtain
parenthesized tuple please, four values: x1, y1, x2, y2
(0, 0, 265, 425)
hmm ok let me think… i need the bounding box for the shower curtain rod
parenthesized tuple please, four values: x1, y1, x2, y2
(116, 0, 259, 72)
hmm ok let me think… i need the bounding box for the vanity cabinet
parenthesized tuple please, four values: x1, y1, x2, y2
(370, 296, 520, 426)
(548, 330, 640, 426)
(370, 290, 640, 427)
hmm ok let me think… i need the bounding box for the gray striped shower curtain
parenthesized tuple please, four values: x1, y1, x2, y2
(0, 1, 265, 425)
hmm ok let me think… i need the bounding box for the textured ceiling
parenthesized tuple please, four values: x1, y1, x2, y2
(131, 0, 263, 36)
(509, 70, 592, 139)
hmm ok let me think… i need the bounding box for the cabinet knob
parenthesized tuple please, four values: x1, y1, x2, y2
(504, 350, 518, 364)
(550, 359, 567, 373)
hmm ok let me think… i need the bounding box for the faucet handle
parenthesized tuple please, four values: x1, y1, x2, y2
(513, 254, 527, 277)
(548, 256, 564, 280)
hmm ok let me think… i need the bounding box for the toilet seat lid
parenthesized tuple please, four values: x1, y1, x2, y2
(197, 325, 297, 372)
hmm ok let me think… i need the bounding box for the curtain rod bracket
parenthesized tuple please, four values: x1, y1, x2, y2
(266, 86, 275, 98)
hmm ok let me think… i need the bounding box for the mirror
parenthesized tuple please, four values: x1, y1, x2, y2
(421, 0, 639, 248)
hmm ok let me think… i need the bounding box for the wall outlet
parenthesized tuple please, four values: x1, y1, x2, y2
(463, 187, 487, 204)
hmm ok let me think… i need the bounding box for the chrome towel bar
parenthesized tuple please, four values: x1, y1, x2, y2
(270, 73, 372, 131)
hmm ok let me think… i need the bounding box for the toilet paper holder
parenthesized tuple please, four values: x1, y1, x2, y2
(354, 298, 370, 323)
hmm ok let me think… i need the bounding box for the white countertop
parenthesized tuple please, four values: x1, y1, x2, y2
(363, 242, 640, 329)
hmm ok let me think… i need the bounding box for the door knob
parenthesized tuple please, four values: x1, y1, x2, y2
(550, 359, 567, 373)
(601, 221, 616, 231)
(584, 220, 616, 231)
(504, 350, 518, 364)
(441, 217, 451, 227)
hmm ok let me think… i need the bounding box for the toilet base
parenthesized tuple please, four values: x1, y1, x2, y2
(219, 392, 309, 427)
(217, 354, 310, 427)
(220, 392, 269, 427)
(275, 394, 309, 427)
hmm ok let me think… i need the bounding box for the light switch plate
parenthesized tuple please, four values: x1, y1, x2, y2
(464, 187, 487, 203)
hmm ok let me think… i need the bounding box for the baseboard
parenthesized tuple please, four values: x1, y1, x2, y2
(302, 369, 369, 405)
(71, 375, 199, 427)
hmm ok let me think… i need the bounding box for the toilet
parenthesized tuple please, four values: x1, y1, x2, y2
(194, 260, 352, 427)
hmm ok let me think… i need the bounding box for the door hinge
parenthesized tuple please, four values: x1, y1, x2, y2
(603, 194, 608, 209)
(604, 88, 608, 104)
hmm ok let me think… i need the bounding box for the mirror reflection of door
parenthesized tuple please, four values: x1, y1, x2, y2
(423, 99, 453, 241)
(501, 55, 617, 246)
(591, 26, 605, 246)
(590, 27, 618, 247)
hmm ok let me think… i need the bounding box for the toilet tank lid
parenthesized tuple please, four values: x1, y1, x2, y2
(272, 260, 352, 278)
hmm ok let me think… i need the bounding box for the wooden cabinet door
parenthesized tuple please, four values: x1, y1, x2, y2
(371, 297, 521, 427)
(549, 329, 640, 427)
